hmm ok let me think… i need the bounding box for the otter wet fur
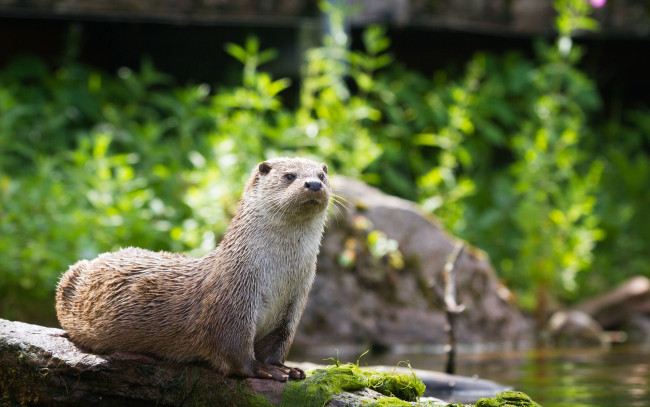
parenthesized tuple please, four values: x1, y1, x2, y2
(55, 157, 331, 381)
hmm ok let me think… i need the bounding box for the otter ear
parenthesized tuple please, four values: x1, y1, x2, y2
(259, 161, 272, 175)
(322, 164, 328, 174)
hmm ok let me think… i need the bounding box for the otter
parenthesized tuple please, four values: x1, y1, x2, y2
(55, 157, 331, 381)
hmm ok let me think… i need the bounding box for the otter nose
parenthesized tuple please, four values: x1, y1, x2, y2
(304, 181, 322, 192)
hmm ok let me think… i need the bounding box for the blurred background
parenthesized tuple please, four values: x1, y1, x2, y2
(1, 1, 649, 405)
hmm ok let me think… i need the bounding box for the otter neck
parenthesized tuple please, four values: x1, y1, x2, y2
(204, 202, 328, 271)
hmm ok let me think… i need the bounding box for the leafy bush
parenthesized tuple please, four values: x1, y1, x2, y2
(1, 0, 649, 326)
(0, 57, 213, 323)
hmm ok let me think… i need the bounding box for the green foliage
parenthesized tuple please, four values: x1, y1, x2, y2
(296, 18, 384, 175)
(1, 0, 649, 326)
(554, 0, 600, 38)
(0, 57, 213, 322)
(463, 1, 604, 309)
(575, 109, 650, 299)
(352, 0, 609, 310)
(503, 37, 604, 306)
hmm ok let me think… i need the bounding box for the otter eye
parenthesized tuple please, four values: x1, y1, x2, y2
(284, 173, 296, 181)
(318, 173, 325, 181)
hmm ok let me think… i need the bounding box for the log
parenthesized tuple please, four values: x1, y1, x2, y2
(576, 276, 650, 329)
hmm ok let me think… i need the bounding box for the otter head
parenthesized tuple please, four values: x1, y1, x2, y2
(246, 157, 331, 221)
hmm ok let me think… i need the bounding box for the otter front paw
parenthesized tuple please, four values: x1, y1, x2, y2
(275, 364, 305, 380)
(249, 361, 291, 382)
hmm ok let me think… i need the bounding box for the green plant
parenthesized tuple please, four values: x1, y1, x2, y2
(577, 110, 650, 298)
(295, 2, 384, 175)
(0, 57, 213, 323)
(1, 0, 649, 329)
(504, 0, 604, 318)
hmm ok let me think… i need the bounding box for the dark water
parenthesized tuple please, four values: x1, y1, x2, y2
(293, 345, 650, 406)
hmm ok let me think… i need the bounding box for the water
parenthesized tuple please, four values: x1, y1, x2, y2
(292, 345, 650, 406)
(447, 345, 650, 407)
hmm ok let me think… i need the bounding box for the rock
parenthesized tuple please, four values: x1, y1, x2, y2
(293, 362, 511, 404)
(620, 314, 650, 344)
(2, 318, 517, 406)
(576, 276, 650, 330)
(0, 319, 283, 406)
(547, 310, 608, 348)
(376, 366, 511, 404)
(295, 176, 530, 350)
(0, 319, 433, 406)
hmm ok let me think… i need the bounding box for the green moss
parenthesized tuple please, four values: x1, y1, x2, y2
(475, 391, 542, 407)
(280, 363, 425, 407)
(236, 379, 275, 407)
(181, 373, 273, 407)
(366, 369, 425, 401)
(240, 390, 275, 407)
(365, 396, 413, 406)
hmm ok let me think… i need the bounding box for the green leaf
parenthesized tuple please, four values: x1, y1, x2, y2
(224, 43, 247, 64)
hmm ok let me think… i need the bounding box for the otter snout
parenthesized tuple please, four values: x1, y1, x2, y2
(304, 181, 323, 192)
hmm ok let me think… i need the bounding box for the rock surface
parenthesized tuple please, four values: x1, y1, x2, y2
(293, 362, 510, 404)
(0, 319, 283, 406)
(295, 176, 530, 351)
(620, 313, 650, 344)
(1, 318, 512, 406)
(547, 310, 607, 348)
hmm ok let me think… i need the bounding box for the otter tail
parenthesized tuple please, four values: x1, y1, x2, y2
(55, 260, 89, 327)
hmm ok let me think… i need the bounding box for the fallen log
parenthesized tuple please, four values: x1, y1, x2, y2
(576, 276, 650, 329)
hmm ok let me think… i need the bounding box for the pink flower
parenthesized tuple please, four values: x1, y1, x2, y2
(590, 0, 606, 8)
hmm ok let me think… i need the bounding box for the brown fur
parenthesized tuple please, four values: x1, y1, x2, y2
(55, 157, 331, 381)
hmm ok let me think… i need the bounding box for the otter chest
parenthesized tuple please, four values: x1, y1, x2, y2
(253, 236, 318, 339)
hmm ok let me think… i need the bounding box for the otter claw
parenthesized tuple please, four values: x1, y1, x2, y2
(254, 364, 290, 382)
(288, 368, 305, 380)
(273, 364, 306, 380)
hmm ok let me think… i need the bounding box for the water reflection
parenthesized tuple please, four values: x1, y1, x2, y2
(453, 346, 649, 406)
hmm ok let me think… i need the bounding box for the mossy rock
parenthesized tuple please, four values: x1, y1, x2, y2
(2, 319, 541, 407)
(280, 363, 426, 406)
(474, 391, 542, 407)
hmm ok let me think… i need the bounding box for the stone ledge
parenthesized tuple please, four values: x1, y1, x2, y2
(1, 318, 521, 406)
